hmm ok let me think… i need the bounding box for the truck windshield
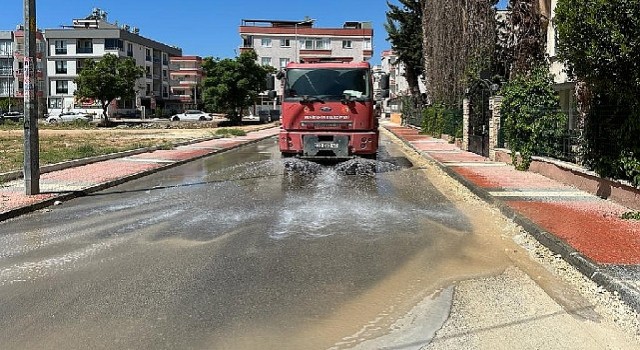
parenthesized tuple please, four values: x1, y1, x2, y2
(284, 68, 371, 101)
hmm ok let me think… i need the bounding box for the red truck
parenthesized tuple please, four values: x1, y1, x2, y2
(271, 61, 387, 160)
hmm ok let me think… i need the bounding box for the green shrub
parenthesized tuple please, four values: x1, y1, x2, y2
(500, 66, 568, 170)
(215, 128, 246, 137)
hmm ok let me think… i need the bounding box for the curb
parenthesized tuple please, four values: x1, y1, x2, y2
(381, 125, 640, 313)
(0, 127, 278, 222)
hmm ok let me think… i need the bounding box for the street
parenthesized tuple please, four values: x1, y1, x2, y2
(0, 135, 637, 349)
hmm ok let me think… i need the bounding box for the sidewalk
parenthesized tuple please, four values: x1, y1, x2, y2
(382, 122, 640, 313)
(0, 127, 280, 222)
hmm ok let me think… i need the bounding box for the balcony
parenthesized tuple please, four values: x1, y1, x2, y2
(0, 68, 12, 77)
(145, 73, 152, 79)
(77, 47, 94, 54)
(55, 48, 67, 55)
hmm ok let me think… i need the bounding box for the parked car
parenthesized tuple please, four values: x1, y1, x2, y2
(2, 111, 24, 123)
(170, 110, 212, 121)
(241, 113, 260, 123)
(46, 111, 93, 124)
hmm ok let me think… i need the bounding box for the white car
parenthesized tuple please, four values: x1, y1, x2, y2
(46, 111, 93, 124)
(170, 110, 213, 121)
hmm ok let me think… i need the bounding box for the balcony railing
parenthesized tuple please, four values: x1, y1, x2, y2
(77, 47, 93, 54)
(55, 48, 67, 55)
(0, 68, 12, 77)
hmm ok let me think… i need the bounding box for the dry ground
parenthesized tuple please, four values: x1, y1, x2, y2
(0, 122, 274, 174)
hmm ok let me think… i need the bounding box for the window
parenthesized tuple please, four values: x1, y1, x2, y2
(146, 84, 151, 95)
(279, 58, 290, 68)
(55, 60, 67, 74)
(162, 53, 168, 65)
(105, 38, 123, 51)
(315, 39, 329, 50)
(145, 48, 151, 61)
(77, 39, 93, 54)
(261, 57, 272, 66)
(162, 69, 167, 78)
(127, 43, 134, 57)
(0, 41, 12, 56)
(301, 39, 314, 50)
(77, 59, 86, 73)
(55, 80, 68, 94)
(363, 38, 372, 50)
(54, 40, 66, 55)
(280, 39, 291, 48)
(48, 98, 62, 109)
(261, 38, 272, 47)
(342, 40, 353, 49)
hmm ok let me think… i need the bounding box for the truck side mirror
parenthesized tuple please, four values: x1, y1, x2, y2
(265, 74, 275, 91)
(379, 74, 390, 90)
(276, 70, 285, 80)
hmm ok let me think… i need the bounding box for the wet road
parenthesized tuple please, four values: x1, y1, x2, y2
(0, 136, 637, 349)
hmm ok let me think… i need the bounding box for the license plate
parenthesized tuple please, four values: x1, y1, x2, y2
(315, 142, 340, 149)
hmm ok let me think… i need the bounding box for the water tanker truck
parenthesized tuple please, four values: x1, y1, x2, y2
(269, 61, 388, 160)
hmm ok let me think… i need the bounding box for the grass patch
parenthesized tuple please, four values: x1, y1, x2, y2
(215, 128, 247, 137)
(621, 212, 640, 220)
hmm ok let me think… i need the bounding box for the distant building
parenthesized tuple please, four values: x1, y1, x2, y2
(43, 9, 182, 117)
(0, 27, 47, 113)
(239, 18, 374, 111)
(379, 49, 425, 121)
(168, 55, 204, 113)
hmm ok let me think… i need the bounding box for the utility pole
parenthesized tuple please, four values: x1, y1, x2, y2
(23, 0, 40, 195)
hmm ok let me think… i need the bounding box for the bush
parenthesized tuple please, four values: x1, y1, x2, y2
(215, 128, 246, 137)
(500, 66, 568, 170)
(421, 104, 462, 139)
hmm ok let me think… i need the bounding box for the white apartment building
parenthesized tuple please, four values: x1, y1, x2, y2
(0, 28, 47, 113)
(379, 50, 426, 119)
(44, 9, 181, 117)
(239, 18, 374, 109)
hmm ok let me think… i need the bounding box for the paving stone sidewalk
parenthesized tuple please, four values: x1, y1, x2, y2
(382, 122, 640, 313)
(0, 127, 279, 221)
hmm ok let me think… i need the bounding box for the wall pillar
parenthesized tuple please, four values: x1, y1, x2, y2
(462, 97, 470, 151)
(488, 95, 503, 161)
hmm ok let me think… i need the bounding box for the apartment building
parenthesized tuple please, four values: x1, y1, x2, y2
(239, 18, 374, 109)
(0, 28, 47, 113)
(544, 0, 577, 130)
(168, 55, 204, 112)
(44, 9, 182, 117)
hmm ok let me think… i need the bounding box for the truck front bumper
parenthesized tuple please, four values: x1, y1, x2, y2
(279, 131, 378, 158)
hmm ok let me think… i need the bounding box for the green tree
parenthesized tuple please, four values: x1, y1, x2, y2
(74, 53, 144, 124)
(500, 66, 567, 170)
(385, 0, 424, 99)
(201, 50, 273, 123)
(555, 0, 640, 186)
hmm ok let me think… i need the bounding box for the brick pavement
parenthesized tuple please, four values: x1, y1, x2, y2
(382, 122, 640, 312)
(0, 127, 280, 221)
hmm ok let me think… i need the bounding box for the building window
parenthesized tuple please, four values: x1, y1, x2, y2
(55, 80, 68, 94)
(162, 69, 167, 78)
(0, 41, 12, 56)
(279, 58, 290, 68)
(261, 38, 272, 47)
(363, 39, 372, 50)
(162, 85, 168, 98)
(55, 60, 67, 74)
(127, 43, 134, 57)
(342, 40, 353, 49)
(301, 39, 314, 50)
(261, 57, 272, 67)
(316, 39, 330, 50)
(146, 84, 151, 95)
(54, 40, 67, 55)
(145, 48, 151, 62)
(77, 39, 93, 54)
(105, 38, 123, 51)
(49, 98, 62, 109)
(162, 53, 168, 65)
(281, 39, 291, 48)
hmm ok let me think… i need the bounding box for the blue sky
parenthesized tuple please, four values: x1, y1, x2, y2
(0, 0, 508, 64)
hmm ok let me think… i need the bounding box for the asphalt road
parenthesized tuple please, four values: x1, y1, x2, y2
(0, 136, 637, 349)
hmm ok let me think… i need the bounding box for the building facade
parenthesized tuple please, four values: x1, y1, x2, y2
(239, 18, 374, 111)
(0, 28, 47, 113)
(43, 10, 181, 117)
(168, 55, 204, 113)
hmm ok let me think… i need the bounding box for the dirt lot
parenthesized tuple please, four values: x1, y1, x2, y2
(0, 123, 274, 174)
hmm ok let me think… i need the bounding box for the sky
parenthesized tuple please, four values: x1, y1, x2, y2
(0, 0, 509, 65)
